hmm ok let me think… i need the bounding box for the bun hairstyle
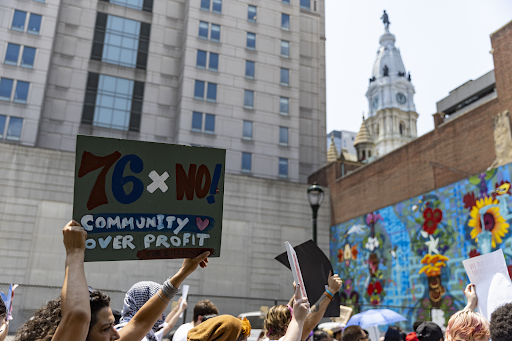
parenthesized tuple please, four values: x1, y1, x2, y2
(263, 305, 292, 339)
(445, 310, 490, 341)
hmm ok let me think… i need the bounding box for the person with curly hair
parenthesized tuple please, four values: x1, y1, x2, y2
(444, 284, 489, 341)
(17, 220, 210, 341)
(490, 302, 512, 341)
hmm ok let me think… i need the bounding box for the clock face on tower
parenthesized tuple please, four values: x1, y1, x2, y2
(372, 97, 379, 109)
(396, 92, 407, 105)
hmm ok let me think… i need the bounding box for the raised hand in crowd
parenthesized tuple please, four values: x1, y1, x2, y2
(283, 285, 310, 341)
(161, 297, 188, 337)
(463, 283, 477, 311)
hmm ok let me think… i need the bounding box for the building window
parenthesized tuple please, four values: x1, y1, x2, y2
(244, 90, 254, 109)
(212, 0, 222, 13)
(279, 158, 288, 178)
(245, 61, 255, 79)
(247, 32, 256, 50)
(248, 5, 257, 22)
(211, 24, 220, 42)
(194, 80, 205, 99)
(33, 0, 46, 3)
(200, 0, 210, 11)
(92, 13, 150, 69)
(281, 40, 289, 58)
(105, 0, 153, 11)
(0, 78, 29, 103)
(199, 21, 209, 39)
(280, 97, 289, 115)
(196, 50, 207, 69)
(192, 112, 215, 134)
(300, 0, 310, 9)
(209, 52, 219, 71)
(81, 72, 145, 132)
(242, 152, 252, 172)
(11, 11, 42, 35)
(281, 14, 290, 30)
(399, 122, 404, 135)
(282, 0, 290, 4)
(243, 120, 253, 139)
(280, 68, 289, 86)
(193, 81, 217, 102)
(0, 115, 23, 141)
(4, 44, 36, 68)
(279, 127, 288, 146)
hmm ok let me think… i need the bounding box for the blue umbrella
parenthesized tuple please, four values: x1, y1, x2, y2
(345, 309, 407, 328)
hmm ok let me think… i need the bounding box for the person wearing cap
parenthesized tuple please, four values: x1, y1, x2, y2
(416, 322, 443, 341)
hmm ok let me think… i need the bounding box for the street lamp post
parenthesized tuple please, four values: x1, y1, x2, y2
(307, 183, 324, 245)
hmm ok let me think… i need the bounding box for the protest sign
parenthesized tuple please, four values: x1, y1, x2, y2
(462, 249, 512, 320)
(284, 242, 310, 313)
(73, 135, 226, 262)
(179, 284, 190, 318)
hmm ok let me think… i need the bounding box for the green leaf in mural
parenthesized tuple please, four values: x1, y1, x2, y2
(469, 175, 481, 185)
(485, 169, 497, 180)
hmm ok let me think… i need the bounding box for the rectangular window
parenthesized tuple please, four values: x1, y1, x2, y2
(5, 43, 20, 65)
(11, 10, 27, 31)
(14, 81, 29, 104)
(280, 68, 289, 86)
(109, 0, 152, 11)
(206, 83, 217, 102)
(200, 0, 210, 11)
(192, 111, 203, 131)
(27, 13, 42, 34)
(248, 5, 257, 22)
(0, 78, 14, 101)
(204, 114, 215, 133)
(242, 152, 252, 172)
(245, 61, 255, 79)
(279, 158, 288, 177)
(209, 52, 219, 71)
(0, 115, 5, 138)
(282, 0, 290, 3)
(33, 0, 46, 3)
(212, 0, 222, 14)
(196, 50, 207, 69)
(210, 24, 220, 42)
(7, 117, 23, 141)
(194, 80, 205, 100)
(300, 0, 310, 9)
(82, 72, 144, 131)
(247, 32, 256, 50)
(280, 97, 289, 115)
(21, 47, 36, 68)
(281, 13, 290, 30)
(199, 21, 209, 39)
(244, 90, 254, 109)
(281, 40, 289, 57)
(279, 127, 288, 145)
(243, 120, 253, 139)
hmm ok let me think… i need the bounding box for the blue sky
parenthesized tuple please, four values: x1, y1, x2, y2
(325, 0, 512, 136)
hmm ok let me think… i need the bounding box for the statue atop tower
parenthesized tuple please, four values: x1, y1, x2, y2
(381, 10, 390, 32)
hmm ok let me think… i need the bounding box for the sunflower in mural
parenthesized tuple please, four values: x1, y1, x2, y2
(469, 196, 509, 248)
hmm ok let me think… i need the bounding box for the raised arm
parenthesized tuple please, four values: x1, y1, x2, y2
(161, 298, 188, 336)
(283, 285, 310, 341)
(463, 283, 477, 311)
(300, 271, 342, 341)
(52, 221, 90, 341)
(119, 252, 209, 341)
(0, 320, 9, 341)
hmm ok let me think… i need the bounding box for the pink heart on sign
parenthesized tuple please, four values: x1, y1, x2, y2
(196, 217, 210, 231)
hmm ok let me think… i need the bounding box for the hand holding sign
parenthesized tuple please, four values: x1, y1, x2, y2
(285, 241, 310, 314)
(292, 283, 310, 322)
(179, 286, 190, 318)
(63, 220, 87, 254)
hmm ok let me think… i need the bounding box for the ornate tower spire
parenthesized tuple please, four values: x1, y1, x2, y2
(327, 135, 339, 163)
(354, 117, 375, 162)
(364, 12, 418, 157)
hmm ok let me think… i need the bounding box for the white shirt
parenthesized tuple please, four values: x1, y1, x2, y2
(173, 323, 194, 341)
(115, 322, 168, 341)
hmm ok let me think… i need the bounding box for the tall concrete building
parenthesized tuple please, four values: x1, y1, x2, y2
(0, 0, 330, 325)
(1, 0, 326, 182)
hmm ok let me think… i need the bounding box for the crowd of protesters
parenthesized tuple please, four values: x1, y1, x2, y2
(1, 220, 512, 341)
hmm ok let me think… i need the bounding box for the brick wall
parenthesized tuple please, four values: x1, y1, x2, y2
(311, 20, 512, 225)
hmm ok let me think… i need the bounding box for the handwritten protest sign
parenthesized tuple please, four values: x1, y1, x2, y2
(462, 249, 512, 320)
(73, 135, 225, 262)
(179, 284, 189, 318)
(285, 241, 310, 313)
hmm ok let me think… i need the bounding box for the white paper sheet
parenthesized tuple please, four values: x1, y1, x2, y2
(179, 284, 190, 318)
(285, 241, 310, 313)
(462, 249, 512, 320)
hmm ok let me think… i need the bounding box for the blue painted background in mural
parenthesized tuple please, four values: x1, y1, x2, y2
(330, 163, 512, 327)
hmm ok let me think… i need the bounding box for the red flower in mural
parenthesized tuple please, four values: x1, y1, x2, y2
(463, 192, 477, 210)
(422, 208, 443, 234)
(337, 249, 343, 262)
(367, 283, 374, 296)
(469, 249, 481, 258)
(374, 281, 383, 294)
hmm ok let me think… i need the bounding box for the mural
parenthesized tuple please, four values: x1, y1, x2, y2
(330, 163, 512, 326)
